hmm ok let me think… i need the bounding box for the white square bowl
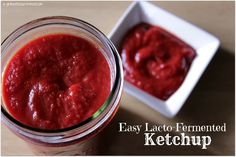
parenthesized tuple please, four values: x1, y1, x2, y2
(108, 1, 220, 118)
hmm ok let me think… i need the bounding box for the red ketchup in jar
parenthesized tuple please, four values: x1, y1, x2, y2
(120, 23, 196, 100)
(2, 34, 111, 130)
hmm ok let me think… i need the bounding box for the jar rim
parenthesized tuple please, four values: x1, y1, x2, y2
(1, 16, 123, 142)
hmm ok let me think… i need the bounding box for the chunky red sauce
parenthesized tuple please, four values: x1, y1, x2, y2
(3, 34, 111, 130)
(120, 23, 196, 100)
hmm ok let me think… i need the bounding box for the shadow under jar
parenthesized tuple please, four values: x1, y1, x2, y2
(1, 16, 123, 155)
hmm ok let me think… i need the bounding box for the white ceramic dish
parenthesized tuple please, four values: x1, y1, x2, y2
(108, 1, 220, 118)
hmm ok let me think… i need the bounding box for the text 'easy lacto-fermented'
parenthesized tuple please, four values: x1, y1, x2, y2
(119, 122, 227, 149)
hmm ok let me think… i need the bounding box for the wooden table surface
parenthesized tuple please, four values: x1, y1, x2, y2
(1, 1, 235, 155)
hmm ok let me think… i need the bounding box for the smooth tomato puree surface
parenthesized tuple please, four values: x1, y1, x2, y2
(120, 23, 196, 100)
(3, 34, 111, 130)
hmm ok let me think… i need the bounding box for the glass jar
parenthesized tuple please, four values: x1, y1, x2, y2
(1, 16, 123, 155)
